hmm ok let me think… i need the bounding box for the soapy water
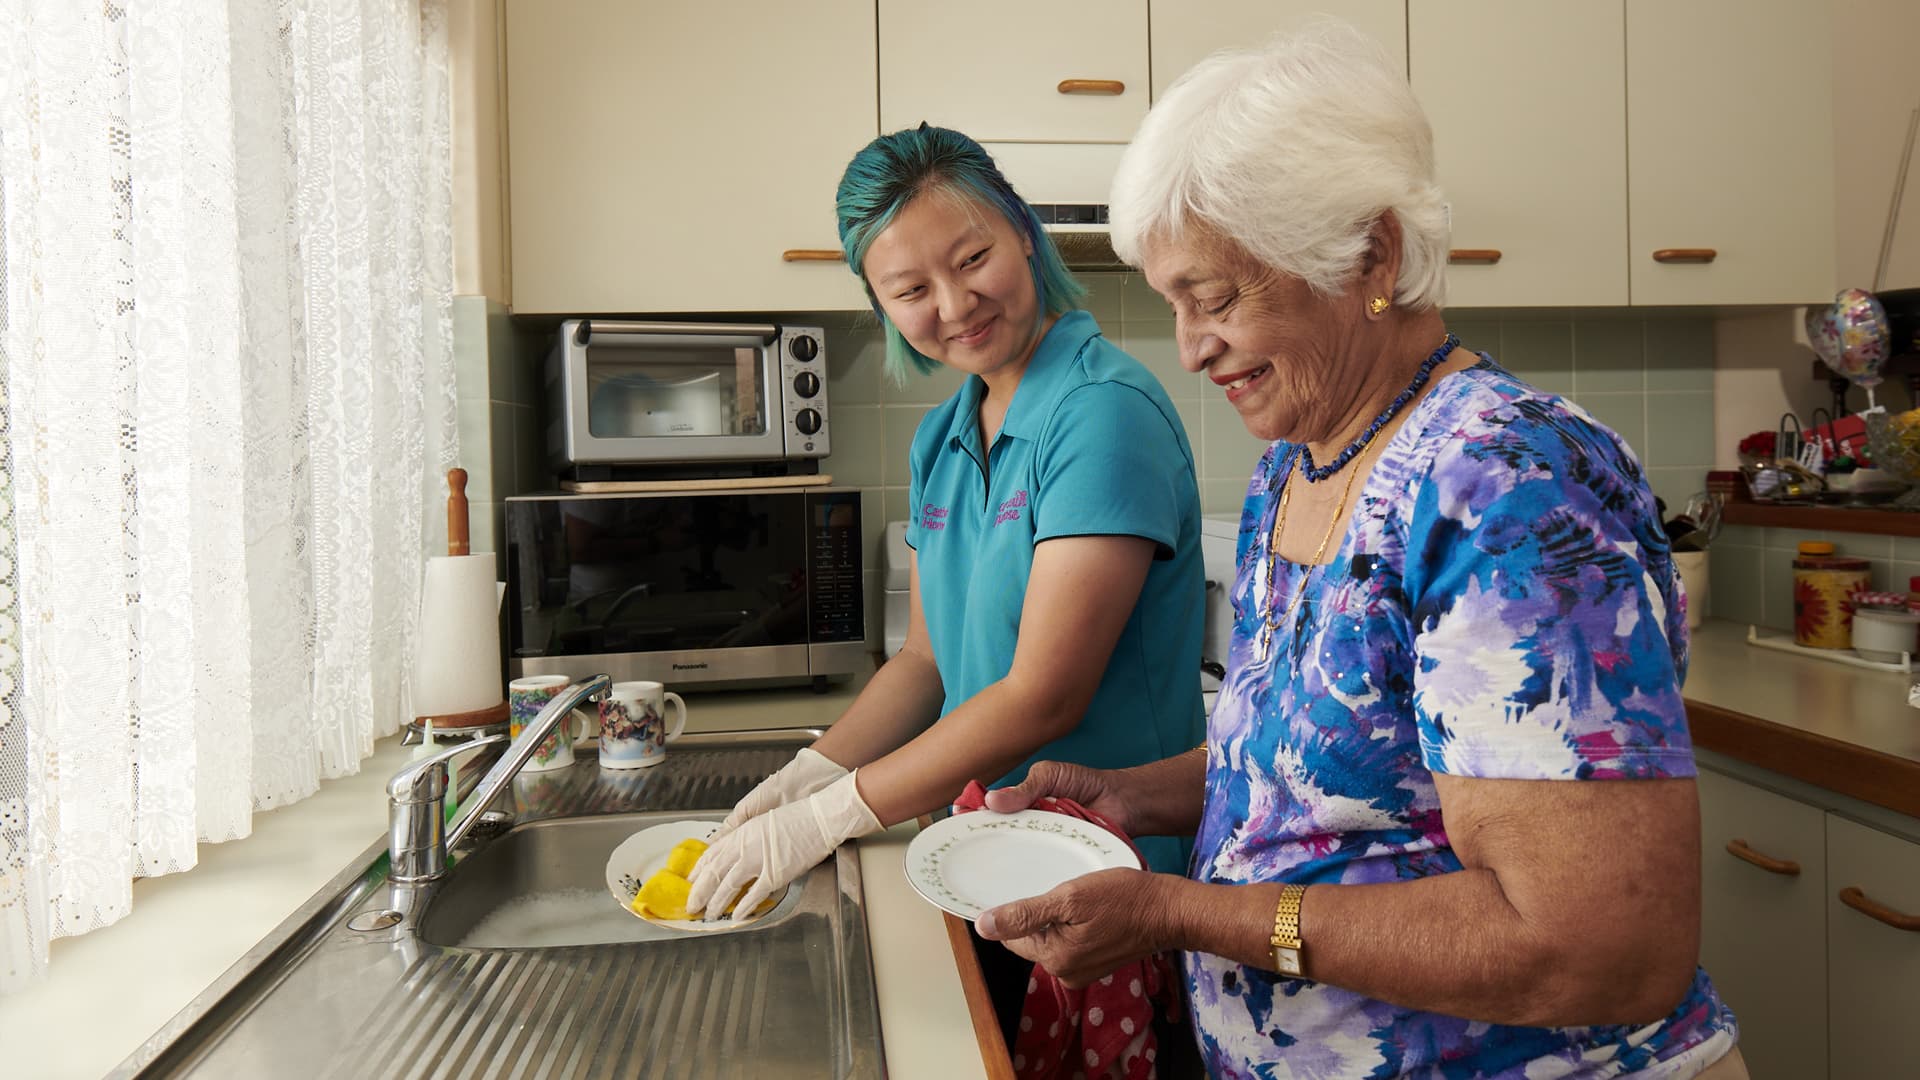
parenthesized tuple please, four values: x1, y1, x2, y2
(457, 887, 635, 949)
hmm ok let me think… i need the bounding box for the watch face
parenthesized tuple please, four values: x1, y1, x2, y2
(1276, 947, 1302, 976)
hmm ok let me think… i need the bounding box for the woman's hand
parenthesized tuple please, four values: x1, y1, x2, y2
(975, 868, 1179, 988)
(712, 747, 848, 842)
(981, 760, 1145, 838)
(685, 771, 880, 921)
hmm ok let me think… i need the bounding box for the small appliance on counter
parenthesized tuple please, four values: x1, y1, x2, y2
(882, 520, 911, 657)
(546, 318, 830, 483)
(504, 487, 865, 692)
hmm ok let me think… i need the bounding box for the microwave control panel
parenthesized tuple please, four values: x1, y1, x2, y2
(806, 491, 863, 643)
(779, 326, 830, 459)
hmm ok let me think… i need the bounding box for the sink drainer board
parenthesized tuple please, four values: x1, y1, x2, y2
(112, 729, 886, 1080)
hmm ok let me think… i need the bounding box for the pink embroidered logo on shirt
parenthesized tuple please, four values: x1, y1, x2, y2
(993, 489, 1029, 526)
(920, 505, 948, 531)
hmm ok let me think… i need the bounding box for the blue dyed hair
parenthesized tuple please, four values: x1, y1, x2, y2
(836, 124, 1086, 383)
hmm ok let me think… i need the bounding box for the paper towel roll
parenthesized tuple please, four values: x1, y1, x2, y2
(414, 553, 506, 719)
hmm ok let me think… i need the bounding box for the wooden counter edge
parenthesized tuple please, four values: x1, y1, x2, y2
(941, 910, 1017, 1080)
(1686, 699, 1920, 819)
(919, 813, 1016, 1080)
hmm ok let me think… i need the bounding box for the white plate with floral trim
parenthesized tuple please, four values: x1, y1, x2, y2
(903, 810, 1140, 921)
(604, 820, 783, 931)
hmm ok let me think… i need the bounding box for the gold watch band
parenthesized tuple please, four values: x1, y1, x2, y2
(1270, 883, 1307, 978)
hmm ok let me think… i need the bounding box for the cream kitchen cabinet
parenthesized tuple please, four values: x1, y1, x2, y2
(1696, 767, 1828, 1079)
(879, 1, 1148, 143)
(1625, 0, 1835, 305)
(1410, 2, 1628, 307)
(1148, 2, 1406, 99)
(1825, 815, 1920, 1079)
(1697, 763, 1920, 1080)
(503, 0, 875, 314)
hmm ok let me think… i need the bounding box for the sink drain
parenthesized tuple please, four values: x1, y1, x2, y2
(348, 909, 404, 932)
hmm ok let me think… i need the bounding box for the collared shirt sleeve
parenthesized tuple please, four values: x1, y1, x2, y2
(1404, 403, 1695, 780)
(1030, 382, 1195, 556)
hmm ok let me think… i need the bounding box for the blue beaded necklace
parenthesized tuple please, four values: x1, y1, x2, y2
(1300, 332, 1460, 482)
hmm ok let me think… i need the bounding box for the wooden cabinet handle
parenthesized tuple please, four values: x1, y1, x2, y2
(1838, 886, 1920, 932)
(1726, 838, 1801, 876)
(1057, 79, 1125, 95)
(1652, 248, 1717, 264)
(781, 249, 845, 263)
(1448, 249, 1503, 264)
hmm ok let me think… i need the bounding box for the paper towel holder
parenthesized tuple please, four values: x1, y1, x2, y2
(412, 466, 510, 731)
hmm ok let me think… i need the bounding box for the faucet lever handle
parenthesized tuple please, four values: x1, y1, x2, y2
(387, 733, 509, 804)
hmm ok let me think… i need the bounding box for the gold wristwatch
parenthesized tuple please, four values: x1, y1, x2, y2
(1271, 884, 1306, 977)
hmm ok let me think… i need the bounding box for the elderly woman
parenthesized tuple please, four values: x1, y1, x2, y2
(975, 24, 1745, 1079)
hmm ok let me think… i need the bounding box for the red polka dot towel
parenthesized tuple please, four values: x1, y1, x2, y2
(952, 781, 1182, 1080)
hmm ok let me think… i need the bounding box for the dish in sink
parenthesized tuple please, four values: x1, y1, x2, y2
(605, 819, 783, 930)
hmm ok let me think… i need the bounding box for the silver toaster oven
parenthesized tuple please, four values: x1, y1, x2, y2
(546, 319, 830, 471)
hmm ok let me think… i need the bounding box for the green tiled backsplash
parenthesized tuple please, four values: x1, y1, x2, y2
(1707, 526, 1920, 634)
(452, 281, 1720, 648)
(812, 280, 1717, 525)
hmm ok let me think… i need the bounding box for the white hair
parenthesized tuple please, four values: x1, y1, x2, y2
(1109, 19, 1450, 310)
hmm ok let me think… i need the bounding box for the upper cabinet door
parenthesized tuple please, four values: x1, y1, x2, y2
(880, 1, 1148, 142)
(504, 0, 876, 314)
(1149, 3, 1406, 99)
(1412, 1, 1628, 307)
(1627, 0, 1835, 305)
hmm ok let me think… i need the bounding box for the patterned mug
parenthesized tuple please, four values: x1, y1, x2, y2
(508, 675, 591, 772)
(597, 680, 687, 770)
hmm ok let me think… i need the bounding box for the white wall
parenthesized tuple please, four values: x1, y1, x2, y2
(1714, 0, 1920, 466)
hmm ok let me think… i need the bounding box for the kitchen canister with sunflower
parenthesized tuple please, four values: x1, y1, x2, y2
(1793, 541, 1872, 648)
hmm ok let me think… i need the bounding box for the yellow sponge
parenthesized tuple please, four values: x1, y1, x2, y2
(635, 869, 691, 920)
(664, 838, 708, 878)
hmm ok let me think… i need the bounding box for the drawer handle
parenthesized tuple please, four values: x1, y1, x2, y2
(1726, 838, 1801, 876)
(781, 249, 845, 263)
(1057, 79, 1126, 95)
(1652, 248, 1717, 264)
(1838, 886, 1920, 932)
(1448, 248, 1503, 264)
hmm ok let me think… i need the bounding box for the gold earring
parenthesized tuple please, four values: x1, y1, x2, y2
(1369, 296, 1391, 315)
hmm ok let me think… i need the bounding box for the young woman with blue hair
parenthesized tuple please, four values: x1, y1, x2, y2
(687, 125, 1206, 930)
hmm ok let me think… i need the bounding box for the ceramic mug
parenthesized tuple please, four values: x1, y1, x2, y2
(508, 675, 591, 772)
(597, 680, 687, 770)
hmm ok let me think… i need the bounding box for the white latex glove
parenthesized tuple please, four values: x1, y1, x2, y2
(685, 771, 880, 922)
(714, 747, 849, 840)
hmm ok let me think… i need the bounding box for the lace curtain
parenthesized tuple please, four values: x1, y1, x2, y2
(0, 0, 456, 989)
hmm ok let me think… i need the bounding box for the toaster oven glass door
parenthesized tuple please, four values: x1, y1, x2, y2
(584, 336, 769, 440)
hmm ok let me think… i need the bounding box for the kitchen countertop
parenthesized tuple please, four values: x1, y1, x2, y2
(1682, 619, 1920, 819)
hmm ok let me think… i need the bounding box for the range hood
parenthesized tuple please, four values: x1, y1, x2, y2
(987, 143, 1131, 273)
(1037, 210, 1127, 272)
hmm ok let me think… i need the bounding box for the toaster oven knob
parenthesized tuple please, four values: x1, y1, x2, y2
(795, 408, 822, 435)
(790, 334, 819, 362)
(792, 371, 821, 398)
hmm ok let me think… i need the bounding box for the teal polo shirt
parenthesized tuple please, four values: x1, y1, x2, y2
(907, 311, 1205, 873)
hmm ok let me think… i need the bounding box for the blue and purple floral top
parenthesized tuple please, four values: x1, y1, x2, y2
(1188, 358, 1736, 1077)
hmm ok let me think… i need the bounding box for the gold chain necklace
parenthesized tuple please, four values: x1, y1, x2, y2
(1257, 441, 1370, 661)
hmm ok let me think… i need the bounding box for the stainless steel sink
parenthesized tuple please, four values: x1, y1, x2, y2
(113, 730, 885, 1079)
(414, 811, 814, 949)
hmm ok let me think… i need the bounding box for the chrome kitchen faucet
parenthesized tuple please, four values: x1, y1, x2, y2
(386, 673, 613, 882)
